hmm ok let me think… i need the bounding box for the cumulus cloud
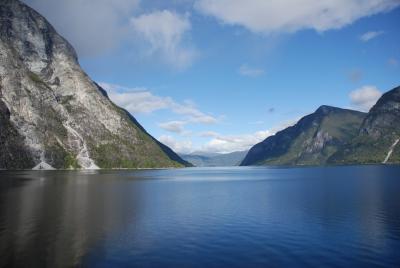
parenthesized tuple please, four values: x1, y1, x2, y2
(158, 135, 193, 154)
(24, 1, 197, 69)
(159, 121, 187, 134)
(99, 82, 217, 123)
(199, 131, 220, 137)
(195, 0, 399, 34)
(172, 100, 218, 124)
(359, 30, 384, 42)
(160, 131, 268, 154)
(200, 130, 271, 153)
(349, 85, 382, 112)
(197, 120, 298, 153)
(157, 118, 299, 154)
(100, 82, 174, 114)
(131, 10, 197, 69)
(25, 0, 139, 56)
(238, 64, 265, 77)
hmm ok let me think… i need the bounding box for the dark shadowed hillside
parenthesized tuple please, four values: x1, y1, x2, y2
(241, 106, 366, 166)
(329, 86, 400, 164)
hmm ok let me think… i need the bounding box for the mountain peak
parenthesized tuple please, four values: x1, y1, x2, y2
(0, 0, 78, 63)
(370, 85, 400, 112)
(241, 105, 366, 166)
(0, 0, 189, 169)
(314, 105, 338, 116)
(329, 85, 400, 164)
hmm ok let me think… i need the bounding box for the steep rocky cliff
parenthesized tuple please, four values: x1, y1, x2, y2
(329, 86, 400, 164)
(0, 0, 190, 169)
(241, 106, 366, 166)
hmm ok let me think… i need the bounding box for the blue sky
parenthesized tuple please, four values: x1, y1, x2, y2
(25, 0, 400, 154)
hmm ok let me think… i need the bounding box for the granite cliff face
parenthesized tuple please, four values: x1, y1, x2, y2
(0, 0, 190, 169)
(241, 106, 366, 166)
(330, 86, 400, 164)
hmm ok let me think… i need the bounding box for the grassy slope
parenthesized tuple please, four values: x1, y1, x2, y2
(328, 133, 399, 164)
(88, 85, 191, 169)
(329, 86, 400, 164)
(243, 107, 365, 166)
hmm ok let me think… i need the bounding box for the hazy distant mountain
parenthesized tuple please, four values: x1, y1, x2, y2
(0, 0, 190, 169)
(180, 151, 248, 167)
(241, 106, 366, 166)
(329, 86, 400, 164)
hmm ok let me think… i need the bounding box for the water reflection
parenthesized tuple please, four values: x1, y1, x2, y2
(0, 171, 143, 267)
(0, 166, 399, 267)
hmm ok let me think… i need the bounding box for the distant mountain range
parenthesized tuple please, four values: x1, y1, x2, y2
(0, 0, 190, 169)
(241, 86, 400, 166)
(180, 151, 248, 167)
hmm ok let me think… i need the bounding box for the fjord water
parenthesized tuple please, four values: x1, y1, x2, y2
(0, 166, 400, 267)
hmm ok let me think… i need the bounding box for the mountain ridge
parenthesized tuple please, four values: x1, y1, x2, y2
(329, 86, 400, 164)
(242, 85, 400, 166)
(0, 0, 189, 169)
(241, 105, 367, 166)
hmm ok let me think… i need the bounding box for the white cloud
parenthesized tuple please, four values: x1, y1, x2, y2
(25, 0, 139, 56)
(200, 130, 272, 153)
(131, 10, 197, 69)
(349, 85, 382, 112)
(197, 119, 296, 153)
(199, 131, 220, 137)
(159, 121, 187, 134)
(195, 0, 399, 34)
(360, 30, 384, 42)
(199, 118, 299, 153)
(171, 101, 218, 124)
(238, 64, 265, 77)
(24, 1, 197, 69)
(158, 118, 298, 154)
(100, 82, 174, 114)
(158, 135, 193, 154)
(99, 82, 217, 123)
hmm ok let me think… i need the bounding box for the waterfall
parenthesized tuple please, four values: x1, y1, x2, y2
(383, 138, 400, 164)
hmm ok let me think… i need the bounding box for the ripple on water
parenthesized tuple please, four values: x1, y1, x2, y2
(0, 166, 400, 267)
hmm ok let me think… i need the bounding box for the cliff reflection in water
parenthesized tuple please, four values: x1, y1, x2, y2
(1, 167, 400, 268)
(0, 171, 142, 267)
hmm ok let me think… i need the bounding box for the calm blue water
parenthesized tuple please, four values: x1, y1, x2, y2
(0, 166, 400, 267)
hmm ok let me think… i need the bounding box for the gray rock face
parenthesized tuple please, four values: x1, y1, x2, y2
(360, 86, 400, 138)
(304, 130, 333, 153)
(330, 86, 400, 164)
(0, 98, 34, 169)
(0, 0, 189, 169)
(241, 106, 366, 166)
